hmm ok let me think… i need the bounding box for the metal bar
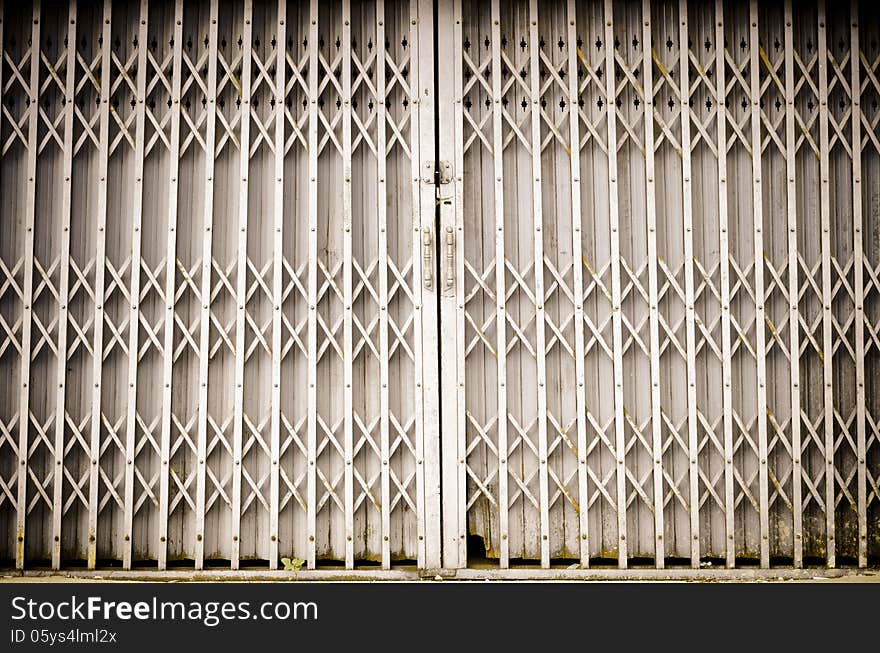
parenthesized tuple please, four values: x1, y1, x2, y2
(782, 0, 804, 568)
(678, 0, 700, 568)
(122, 0, 150, 570)
(455, 0, 467, 570)
(411, 0, 428, 569)
(448, 0, 468, 569)
(418, 0, 441, 572)
(15, 0, 40, 572)
(748, 0, 771, 568)
(641, 0, 666, 568)
(528, 0, 550, 569)
(86, 0, 113, 571)
(51, 0, 78, 570)
(158, 0, 184, 571)
(714, 0, 736, 568)
(490, 0, 509, 568)
(231, 0, 253, 572)
(305, 0, 318, 570)
(413, 2, 429, 567)
(849, 0, 867, 569)
(817, 0, 836, 567)
(375, 0, 390, 570)
(342, 0, 354, 569)
(566, 0, 589, 568)
(194, 0, 220, 570)
(438, 0, 465, 570)
(604, 0, 628, 568)
(269, 0, 287, 570)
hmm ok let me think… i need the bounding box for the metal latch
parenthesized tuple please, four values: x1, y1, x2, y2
(437, 160, 452, 184)
(424, 161, 453, 185)
(422, 227, 433, 289)
(444, 227, 455, 290)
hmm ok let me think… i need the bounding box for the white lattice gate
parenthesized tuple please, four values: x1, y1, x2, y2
(1, 0, 879, 577)
(0, 0, 440, 572)
(436, 0, 880, 572)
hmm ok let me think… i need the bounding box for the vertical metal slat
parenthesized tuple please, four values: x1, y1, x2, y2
(341, 0, 354, 569)
(527, 0, 550, 569)
(122, 0, 150, 570)
(849, 0, 867, 569)
(678, 0, 701, 568)
(603, 0, 628, 568)
(715, 0, 736, 568)
(15, 0, 41, 572)
(449, 0, 468, 568)
(418, 0, 441, 572)
(269, 0, 287, 570)
(231, 0, 253, 572)
(375, 0, 391, 570)
(782, 0, 804, 568)
(748, 0, 771, 568)
(51, 0, 78, 570)
(565, 0, 590, 568)
(490, 0, 509, 568)
(305, 0, 318, 570)
(816, 1, 836, 567)
(86, 0, 113, 571)
(194, 0, 220, 570)
(158, 0, 184, 572)
(411, 0, 429, 567)
(641, 0, 666, 567)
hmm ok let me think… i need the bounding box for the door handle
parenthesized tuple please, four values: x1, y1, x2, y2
(422, 226, 433, 290)
(444, 226, 455, 291)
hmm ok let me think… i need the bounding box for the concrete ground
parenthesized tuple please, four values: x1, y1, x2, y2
(1, 568, 878, 583)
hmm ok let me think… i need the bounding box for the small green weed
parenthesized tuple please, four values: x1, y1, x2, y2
(280, 557, 306, 578)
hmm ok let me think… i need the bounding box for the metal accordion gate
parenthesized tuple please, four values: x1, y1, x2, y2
(0, 0, 878, 578)
(435, 0, 880, 572)
(0, 0, 441, 573)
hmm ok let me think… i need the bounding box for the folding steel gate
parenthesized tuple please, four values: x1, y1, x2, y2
(435, 0, 880, 571)
(0, 0, 440, 572)
(0, 0, 878, 576)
